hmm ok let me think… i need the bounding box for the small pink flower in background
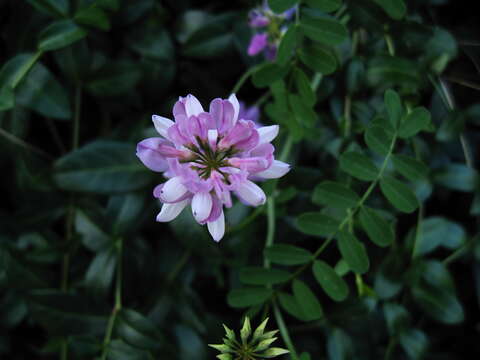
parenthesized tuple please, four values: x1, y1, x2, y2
(247, 1, 296, 61)
(136, 94, 290, 242)
(248, 33, 269, 56)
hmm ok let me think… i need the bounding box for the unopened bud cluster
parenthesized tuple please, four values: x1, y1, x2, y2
(209, 317, 289, 360)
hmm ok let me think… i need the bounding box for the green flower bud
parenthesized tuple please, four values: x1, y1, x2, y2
(252, 317, 269, 340)
(240, 317, 252, 344)
(208, 344, 233, 353)
(254, 337, 278, 352)
(216, 354, 233, 360)
(259, 347, 290, 358)
(223, 324, 236, 341)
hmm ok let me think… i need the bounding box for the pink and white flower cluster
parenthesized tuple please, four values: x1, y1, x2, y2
(136, 94, 290, 242)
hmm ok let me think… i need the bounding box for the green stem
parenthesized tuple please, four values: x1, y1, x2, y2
(459, 134, 473, 169)
(263, 198, 276, 269)
(72, 84, 82, 150)
(384, 337, 397, 360)
(343, 95, 351, 137)
(385, 34, 395, 56)
(60, 342, 68, 360)
(228, 206, 264, 234)
(0, 127, 53, 160)
(46, 118, 66, 154)
(311, 73, 322, 91)
(442, 237, 476, 265)
(434, 77, 474, 169)
(273, 300, 299, 360)
(166, 248, 192, 283)
(279, 135, 293, 162)
(59, 83, 83, 360)
(231, 66, 258, 94)
(100, 238, 123, 360)
(11, 50, 43, 89)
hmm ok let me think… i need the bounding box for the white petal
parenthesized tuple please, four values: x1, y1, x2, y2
(185, 94, 204, 117)
(236, 180, 266, 206)
(160, 176, 188, 202)
(257, 125, 279, 144)
(255, 160, 290, 179)
(208, 129, 218, 148)
(152, 115, 174, 138)
(191, 192, 213, 223)
(156, 199, 189, 222)
(228, 93, 240, 123)
(207, 210, 225, 242)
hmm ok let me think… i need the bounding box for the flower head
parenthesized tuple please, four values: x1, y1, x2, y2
(247, 1, 296, 61)
(209, 317, 289, 360)
(136, 94, 290, 242)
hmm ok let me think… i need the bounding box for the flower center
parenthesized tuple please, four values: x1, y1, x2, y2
(184, 137, 237, 182)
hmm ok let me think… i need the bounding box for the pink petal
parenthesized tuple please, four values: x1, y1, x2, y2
(156, 199, 190, 222)
(248, 33, 268, 56)
(136, 138, 169, 172)
(191, 192, 213, 223)
(207, 209, 225, 242)
(236, 180, 266, 206)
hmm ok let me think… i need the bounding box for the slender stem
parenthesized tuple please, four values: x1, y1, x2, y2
(385, 34, 395, 56)
(311, 73, 322, 91)
(11, 50, 43, 89)
(231, 66, 258, 94)
(443, 237, 476, 265)
(166, 248, 192, 283)
(72, 85, 82, 150)
(46, 118, 66, 154)
(384, 337, 397, 360)
(343, 95, 351, 137)
(228, 206, 264, 234)
(273, 300, 299, 360)
(100, 238, 123, 360)
(60, 343, 68, 360)
(255, 91, 271, 107)
(115, 240, 123, 309)
(60, 83, 83, 360)
(411, 202, 424, 260)
(263, 198, 276, 269)
(436, 77, 474, 169)
(459, 135, 473, 168)
(0, 127, 53, 160)
(295, 2, 300, 25)
(279, 135, 293, 162)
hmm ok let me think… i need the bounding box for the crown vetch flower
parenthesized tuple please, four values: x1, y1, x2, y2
(136, 94, 290, 242)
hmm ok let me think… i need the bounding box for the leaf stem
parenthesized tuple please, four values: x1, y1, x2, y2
(73, 84, 82, 150)
(11, 50, 43, 89)
(100, 238, 123, 360)
(279, 135, 293, 162)
(231, 66, 259, 94)
(228, 206, 264, 234)
(0, 127, 53, 160)
(263, 198, 276, 269)
(273, 300, 299, 360)
(442, 236, 476, 265)
(166, 248, 192, 283)
(385, 34, 395, 56)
